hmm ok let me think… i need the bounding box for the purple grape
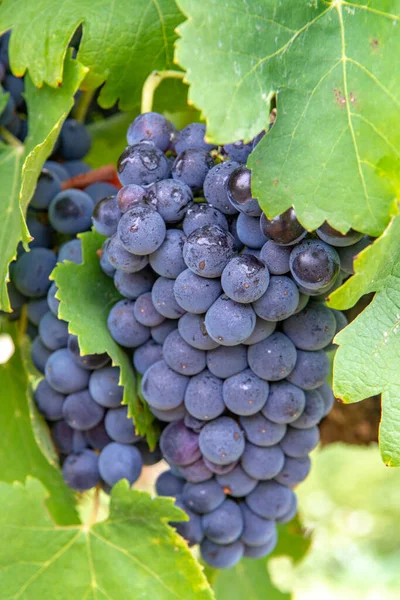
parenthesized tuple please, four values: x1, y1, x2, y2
(114, 268, 156, 300)
(107, 299, 150, 348)
(133, 292, 165, 327)
(199, 417, 245, 465)
(182, 203, 228, 236)
(239, 413, 286, 447)
(184, 370, 225, 420)
(280, 426, 320, 457)
(221, 255, 269, 303)
(222, 369, 269, 416)
(146, 179, 193, 223)
(203, 161, 240, 215)
(160, 420, 201, 466)
(149, 229, 187, 279)
(260, 208, 306, 246)
(201, 499, 243, 544)
(178, 313, 220, 350)
(286, 350, 330, 389)
(118, 204, 166, 255)
(207, 344, 248, 379)
(200, 539, 244, 569)
(117, 141, 170, 186)
(248, 332, 297, 381)
(173, 269, 222, 314)
(246, 481, 295, 519)
(141, 360, 189, 410)
(182, 480, 225, 514)
(262, 381, 306, 424)
(183, 225, 237, 278)
(205, 294, 256, 346)
(152, 277, 186, 319)
(253, 276, 299, 321)
(275, 455, 311, 487)
(127, 112, 176, 151)
(172, 148, 214, 191)
(227, 166, 261, 216)
(216, 465, 257, 498)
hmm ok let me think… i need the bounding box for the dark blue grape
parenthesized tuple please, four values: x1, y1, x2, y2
(67, 335, 109, 371)
(163, 330, 206, 375)
(62, 450, 100, 491)
(236, 212, 269, 248)
(149, 229, 186, 279)
(104, 406, 140, 444)
(89, 367, 123, 408)
(223, 139, 253, 162)
(107, 299, 151, 348)
(275, 455, 311, 487)
(146, 179, 193, 223)
(4, 73, 24, 108)
(118, 204, 166, 255)
(30, 169, 62, 210)
(291, 389, 325, 429)
(203, 457, 238, 475)
(160, 420, 201, 466)
(316, 222, 363, 247)
(182, 480, 225, 514)
(202, 499, 243, 544)
(276, 492, 298, 523)
(136, 442, 162, 466)
(27, 298, 48, 326)
(295, 292, 310, 314)
(246, 480, 295, 519)
(47, 282, 59, 317)
(63, 389, 104, 431)
(206, 344, 248, 379)
(31, 336, 52, 373)
(178, 312, 219, 350)
(51, 420, 74, 454)
(240, 413, 286, 447)
(240, 504, 277, 547)
(184, 370, 225, 420)
(141, 360, 189, 411)
(243, 538, 277, 558)
(324, 308, 348, 351)
(26, 215, 51, 249)
(317, 381, 335, 416)
(183, 225, 237, 279)
(199, 417, 245, 465)
(223, 368, 269, 416)
(59, 119, 91, 160)
(127, 112, 175, 151)
(203, 161, 240, 215)
(241, 443, 285, 480)
(156, 470, 185, 497)
(286, 349, 329, 389)
(221, 255, 269, 303)
(114, 268, 155, 301)
(34, 379, 65, 421)
(86, 420, 113, 451)
(172, 149, 214, 191)
(177, 459, 213, 483)
(262, 381, 306, 424)
(248, 332, 297, 381)
(49, 189, 93, 234)
(99, 442, 142, 486)
(172, 496, 204, 546)
(280, 425, 320, 457)
(173, 123, 216, 154)
(229, 217, 244, 251)
(253, 276, 299, 321)
(63, 160, 91, 177)
(117, 141, 170, 186)
(260, 240, 291, 274)
(45, 348, 90, 394)
(152, 277, 186, 319)
(107, 235, 148, 273)
(84, 182, 119, 205)
(242, 317, 276, 345)
(260, 207, 307, 246)
(290, 239, 340, 291)
(184, 413, 207, 433)
(13, 248, 56, 297)
(283, 303, 336, 351)
(150, 403, 186, 423)
(44, 160, 69, 182)
(216, 465, 257, 498)
(337, 236, 372, 274)
(205, 294, 256, 346)
(58, 239, 82, 264)
(116, 184, 148, 213)
(174, 269, 222, 315)
(133, 292, 165, 327)
(39, 311, 69, 351)
(182, 203, 228, 237)
(151, 319, 177, 344)
(200, 539, 244, 569)
(227, 166, 261, 217)
(92, 195, 121, 237)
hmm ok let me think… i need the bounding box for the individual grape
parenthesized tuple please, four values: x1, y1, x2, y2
(199, 417, 245, 465)
(146, 179, 193, 223)
(172, 148, 214, 191)
(92, 195, 121, 237)
(227, 166, 261, 216)
(286, 349, 330, 389)
(106, 235, 147, 274)
(241, 443, 285, 480)
(86, 420, 113, 451)
(67, 335, 109, 371)
(48, 189, 93, 234)
(289, 239, 340, 291)
(221, 254, 269, 303)
(216, 465, 257, 498)
(27, 298, 48, 326)
(178, 312, 219, 350)
(260, 207, 307, 246)
(13, 248, 56, 297)
(104, 406, 140, 444)
(150, 403, 186, 423)
(207, 344, 248, 379)
(117, 184, 148, 213)
(262, 381, 306, 424)
(177, 458, 213, 483)
(236, 212, 269, 248)
(38, 312, 69, 351)
(4, 73, 24, 107)
(239, 413, 286, 447)
(127, 112, 175, 151)
(59, 118, 91, 160)
(291, 389, 325, 429)
(182, 480, 225, 514)
(117, 141, 170, 186)
(6, 281, 26, 318)
(62, 450, 100, 491)
(337, 236, 372, 274)
(151, 319, 177, 344)
(114, 267, 155, 300)
(44, 160, 69, 182)
(260, 240, 291, 274)
(280, 425, 320, 457)
(58, 239, 82, 264)
(205, 294, 256, 346)
(241, 247, 261, 259)
(45, 348, 90, 394)
(240, 504, 277, 547)
(184, 413, 207, 433)
(133, 339, 163, 375)
(253, 276, 299, 321)
(183, 225, 237, 278)
(248, 333, 297, 381)
(184, 370, 225, 420)
(149, 229, 186, 279)
(317, 381, 335, 416)
(223, 139, 253, 162)
(229, 217, 244, 251)
(242, 317, 276, 345)
(26, 215, 52, 249)
(203, 458, 239, 475)
(182, 203, 228, 237)
(275, 455, 311, 487)
(202, 499, 243, 544)
(63, 390, 104, 431)
(172, 496, 204, 546)
(163, 330, 206, 375)
(51, 420, 74, 454)
(246, 480, 295, 519)
(152, 277, 186, 319)
(30, 169, 62, 210)
(173, 123, 216, 154)
(160, 420, 201, 466)
(34, 379, 65, 421)
(316, 222, 363, 247)
(89, 367, 123, 408)
(203, 161, 240, 215)
(243, 538, 277, 558)
(63, 160, 91, 177)
(118, 204, 166, 256)
(173, 269, 222, 314)
(99, 442, 143, 486)
(136, 442, 162, 466)
(200, 539, 244, 569)
(31, 336, 52, 373)
(84, 182, 119, 205)
(295, 292, 310, 314)
(46, 282, 59, 317)
(282, 303, 336, 351)
(133, 292, 165, 327)
(223, 368, 269, 416)
(107, 299, 151, 348)
(141, 360, 189, 410)
(156, 470, 185, 497)
(276, 492, 298, 523)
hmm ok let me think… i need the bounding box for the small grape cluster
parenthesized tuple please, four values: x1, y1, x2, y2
(95, 112, 370, 568)
(0, 32, 28, 141)
(9, 119, 160, 493)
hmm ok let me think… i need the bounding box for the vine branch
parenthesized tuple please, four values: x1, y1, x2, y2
(141, 70, 185, 114)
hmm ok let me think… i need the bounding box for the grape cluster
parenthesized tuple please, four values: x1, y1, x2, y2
(94, 111, 368, 568)
(9, 119, 160, 492)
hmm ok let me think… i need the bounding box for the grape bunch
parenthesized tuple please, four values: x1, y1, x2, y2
(8, 118, 160, 493)
(94, 111, 369, 568)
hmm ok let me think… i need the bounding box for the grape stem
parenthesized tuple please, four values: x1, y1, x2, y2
(141, 70, 185, 114)
(73, 89, 96, 123)
(61, 164, 119, 191)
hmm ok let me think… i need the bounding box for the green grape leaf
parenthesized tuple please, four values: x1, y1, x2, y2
(0, 0, 183, 110)
(329, 215, 400, 466)
(0, 478, 214, 600)
(53, 229, 158, 447)
(0, 319, 78, 525)
(212, 518, 309, 599)
(0, 54, 86, 311)
(176, 0, 400, 236)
